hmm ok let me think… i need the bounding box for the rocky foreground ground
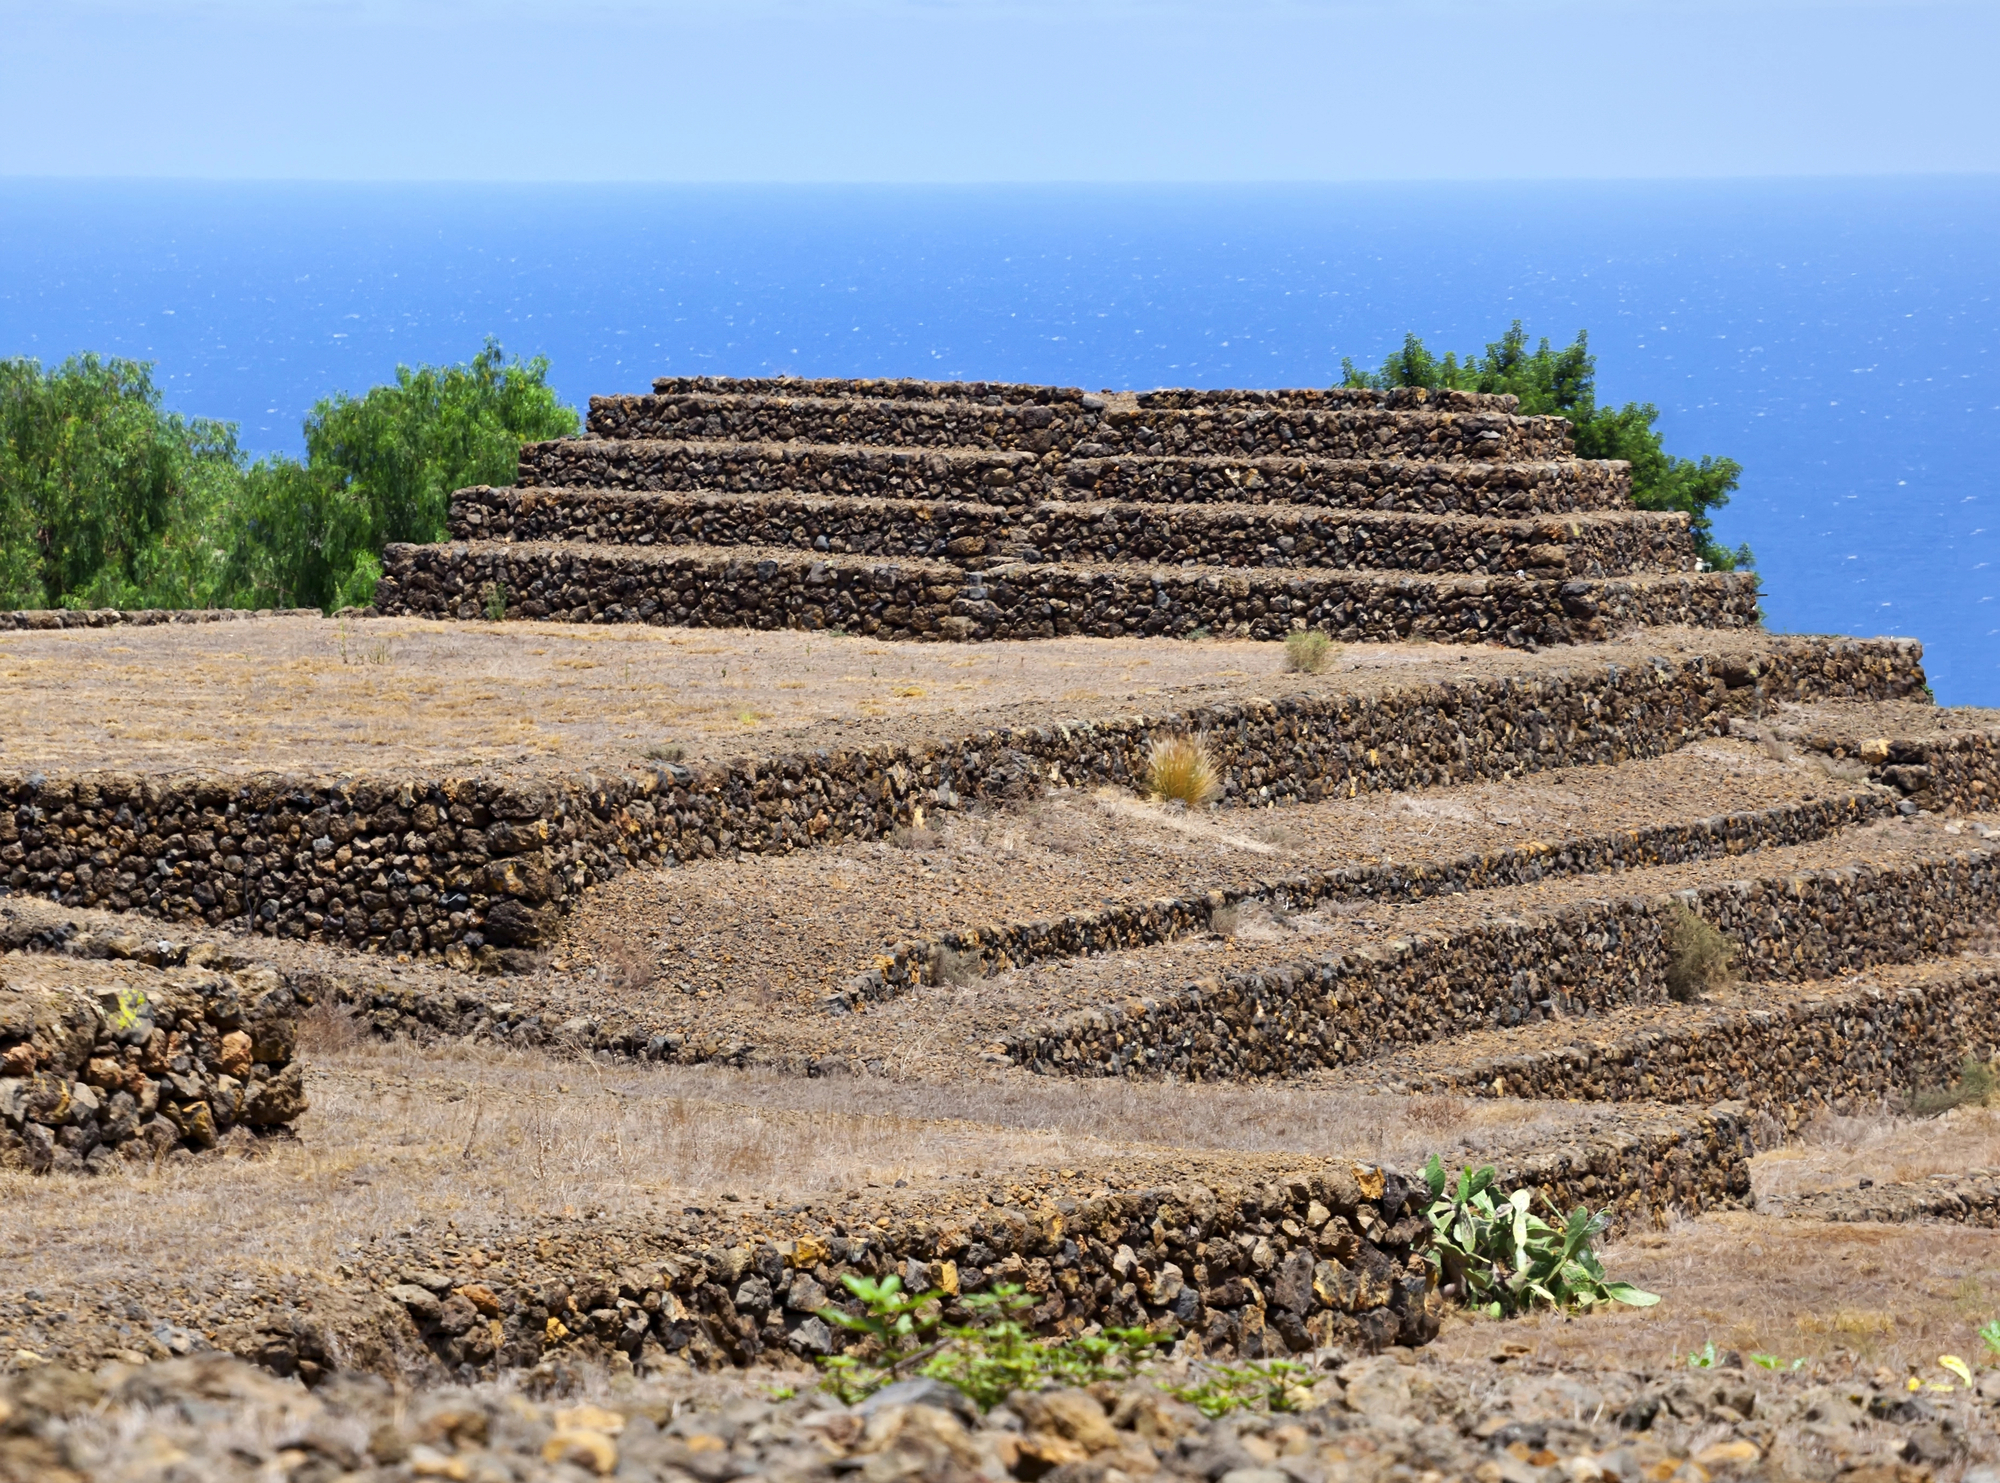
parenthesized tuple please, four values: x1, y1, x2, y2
(6, 1339, 1995, 1483)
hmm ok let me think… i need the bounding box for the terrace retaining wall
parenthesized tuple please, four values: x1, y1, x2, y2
(449, 487, 1691, 578)
(1002, 846, 2000, 1080)
(0, 639, 1927, 960)
(349, 1105, 1749, 1379)
(0, 607, 319, 632)
(1390, 964, 2000, 1130)
(1782, 1169, 2000, 1226)
(587, 394, 1561, 463)
(377, 541, 1756, 645)
(522, 440, 1633, 516)
(1059, 455, 1631, 516)
(0, 962, 306, 1172)
(842, 791, 1889, 1008)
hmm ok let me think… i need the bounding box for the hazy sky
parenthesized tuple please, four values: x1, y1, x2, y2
(3, 0, 1995, 181)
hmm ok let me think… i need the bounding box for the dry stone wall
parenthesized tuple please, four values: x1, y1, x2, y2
(1395, 965, 2000, 1130)
(577, 402, 1574, 465)
(378, 540, 1755, 645)
(1135, 387, 1517, 413)
(0, 606, 319, 632)
(450, 487, 1691, 578)
(1002, 846, 2000, 1079)
(1074, 406, 1570, 463)
(0, 640, 1925, 959)
(0, 961, 306, 1172)
(842, 791, 1888, 1009)
(1801, 729, 1999, 816)
(360, 1108, 1749, 1378)
(651, 376, 1093, 404)
(587, 394, 1564, 465)
(646, 377, 1517, 413)
(521, 439, 1634, 517)
(590, 394, 1102, 455)
(1783, 1169, 2000, 1226)
(520, 438, 1047, 503)
(1059, 455, 1631, 516)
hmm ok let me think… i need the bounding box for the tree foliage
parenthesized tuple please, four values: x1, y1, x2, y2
(0, 355, 249, 610)
(1343, 322, 1752, 571)
(0, 339, 578, 614)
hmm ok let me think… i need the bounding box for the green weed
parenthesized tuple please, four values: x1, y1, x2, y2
(1170, 1360, 1313, 1419)
(816, 1277, 1168, 1412)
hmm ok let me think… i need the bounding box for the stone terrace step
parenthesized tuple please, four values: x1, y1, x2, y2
(974, 818, 1999, 1079)
(520, 438, 1631, 515)
(562, 736, 1887, 1019)
(644, 376, 1518, 414)
(378, 538, 1759, 645)
(1133, 387, 1518, 414)
(448, 486, 1695, 579)
(1750, 701, 2000, 815)
(1061, 454, 1631, 516)
(649, 375, 1092, 404)
(1320, 955, 2000, 1132)
(586, 394, 1572, 463)
(1781, 1167, 2000, 1226)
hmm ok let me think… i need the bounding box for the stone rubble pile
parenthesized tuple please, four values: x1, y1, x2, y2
(1, 1346, 1985, 1483)
(0, 955, 306, 1172)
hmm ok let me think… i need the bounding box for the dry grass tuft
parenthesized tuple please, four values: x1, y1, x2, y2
(1665, 901, 1737, 1002)
(1282, 629, 1338, 675)
(1146, 733, 1222, 808)
(1911, 1057, 1999, 1118)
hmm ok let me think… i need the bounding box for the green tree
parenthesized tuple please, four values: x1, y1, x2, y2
(240, 337, 579, 610)
(0, 354, 249, 609)
(1342, 322, 1752, 571)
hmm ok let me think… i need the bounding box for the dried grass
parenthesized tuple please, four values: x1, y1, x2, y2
(1427, 1212, 2000, 1376)
(0, 1035, 1587, 1317)
(1755, 1102, 2000, 1202)
(1146, 734, 1222, 808)
(1665, 901, 1737, 1003)
(1282, 629, 1338, 675)
(0, 618, 1435, 775)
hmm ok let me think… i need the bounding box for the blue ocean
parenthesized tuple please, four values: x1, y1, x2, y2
(2, 179, 1994, 703)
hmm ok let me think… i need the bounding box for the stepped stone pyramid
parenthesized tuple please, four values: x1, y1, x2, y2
(377, 376, 1759, 645)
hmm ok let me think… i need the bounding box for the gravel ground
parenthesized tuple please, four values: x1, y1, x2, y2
(4, 1342, 1992, 1481)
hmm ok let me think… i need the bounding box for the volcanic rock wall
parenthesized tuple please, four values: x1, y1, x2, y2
(0, 640, 1926, 959)
(0, 960, 306, 1172)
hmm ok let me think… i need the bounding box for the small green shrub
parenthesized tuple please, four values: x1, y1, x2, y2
(1147, 734, 1222, 807)
(1913, 1058, 1998, 1117)
(1665, 901, 1737, 1002)
(816, 1277, 1164, 1410)
(1170, 1360, 1314, 1418)
(1282, 629, 1337, 674)
(1420, 1156, 1659, 1319)
(482, 579, 508, 621)
(1978, 1317, 2000, 1358)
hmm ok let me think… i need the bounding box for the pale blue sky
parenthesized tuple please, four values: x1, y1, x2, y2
(3, 0, 1996, 181)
